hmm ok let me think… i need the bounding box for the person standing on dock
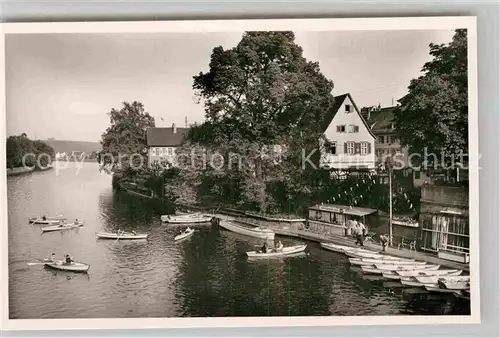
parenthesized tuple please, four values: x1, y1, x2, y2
(353, 221, 366, 246)
(379, 234, 390, 251)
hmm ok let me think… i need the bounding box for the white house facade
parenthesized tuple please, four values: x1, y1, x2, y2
(146, 124, 189, 167)
(319, 93, 376, 171)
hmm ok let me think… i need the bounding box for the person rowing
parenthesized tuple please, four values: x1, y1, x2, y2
(276, 241, 284, 252)
(260, 242, 268, 253)
(64, 254, 72, 265)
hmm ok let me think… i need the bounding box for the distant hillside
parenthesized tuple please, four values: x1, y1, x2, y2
(43, 139, 101, 154)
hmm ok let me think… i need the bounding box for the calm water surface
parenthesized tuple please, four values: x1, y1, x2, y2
(8, 163, 470, 318)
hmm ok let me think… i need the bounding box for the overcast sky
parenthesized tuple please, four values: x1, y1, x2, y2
(6, 30, 455, 142)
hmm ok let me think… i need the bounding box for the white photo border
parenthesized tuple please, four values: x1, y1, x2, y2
(0, 16, 479, 331)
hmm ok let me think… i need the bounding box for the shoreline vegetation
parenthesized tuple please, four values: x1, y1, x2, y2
(98, 30, 467, 235)
(6, 134, 55, 175)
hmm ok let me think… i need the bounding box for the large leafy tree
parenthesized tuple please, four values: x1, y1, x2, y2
(6, 134, 54, 169)
(393, 29, 468, 168)
(100, 101, 155, 173)
(192, 31, 335, 212)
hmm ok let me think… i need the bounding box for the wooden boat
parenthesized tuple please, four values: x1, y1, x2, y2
(414, 274, 467, 284)
(96, 231, 148, 240)
(344, 250, 410, 260)
(361, 264, 440, 275)
(400, 275, 469, 288)
(438, 280, 470, 290)
(174, 228, 195, 241)
(425, 285, 469, 294)
(247, 244, 307, 258)
(161, 213, 213, 224)
(395, 269, 461, 278)
(320, 243, 355, 254)
(384, 269, 462, 281)
(43, 259, 90, 273)
(29, 215, 66, 225)
(348, 257, 418, 266)
(41, 222, 83, 232)
(219, 220, 275, 240)
(453, 289, 470, 300)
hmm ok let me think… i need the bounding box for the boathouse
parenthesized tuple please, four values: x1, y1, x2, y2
(419, 185, 470, 263)
(307, 203, 378, 236)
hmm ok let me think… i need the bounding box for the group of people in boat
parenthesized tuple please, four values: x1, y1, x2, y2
(259, 240, 284, 253)
(48, 253, 73, 265)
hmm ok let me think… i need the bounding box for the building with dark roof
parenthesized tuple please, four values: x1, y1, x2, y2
(146, 124, 189, 167)
(319, 93, 376, 171)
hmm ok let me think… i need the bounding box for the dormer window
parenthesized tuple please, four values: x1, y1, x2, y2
(336, 125, 346, 133)
(345, 104, 352, 113)
(348, 125, 359, 133)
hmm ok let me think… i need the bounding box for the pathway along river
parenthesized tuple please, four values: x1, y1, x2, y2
(8, 162, 470, 319)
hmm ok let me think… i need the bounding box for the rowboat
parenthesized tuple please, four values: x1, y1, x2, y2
(174, 228, 195, 241)
(41, 222, 83, 232)
(43, 260, 90, 273)
(29, 215, 67, 225)
(320, 243, 355, 254)
(395, 268, 461, 277)
(219, 220, 275, 240)
(344, 250, 410, 260)
(96, 231, 148, 240)
(400, 275, 468, 288)
(453, 289, 470, 300)
(161, 213, 213, 224)
(425, 285, 469, 294)
(438, 280, 470, 290)
(384, 269, 461, 281)
(348, 257, 418, 266)
(247, 244, 307, 258)
(361, 264, 440, 275)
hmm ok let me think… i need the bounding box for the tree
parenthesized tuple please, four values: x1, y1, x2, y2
(393, 29, 468, 169)
(192, 31, 336, 212)
(100, 101, 155, 173)
(6, 134, 54, 169)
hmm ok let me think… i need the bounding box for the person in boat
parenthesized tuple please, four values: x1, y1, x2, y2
(379, 233, 390, 252)
(50, 253, 56, 262)
(42, 215, 47, 221)
(58, 220, 64, 227)
(64, 254, 72, 265)
(276, 241, 284, 251)
(75, 219, 79, 224)
(261, 243, 268, 253)
(186, 227, 192, 233)
(131, 230, 137, 235)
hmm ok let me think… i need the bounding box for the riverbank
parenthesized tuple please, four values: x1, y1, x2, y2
(210, 213, 470, 272)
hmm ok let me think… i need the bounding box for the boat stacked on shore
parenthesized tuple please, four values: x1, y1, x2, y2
(320, 242, 470, 296)
(161, 212, 214, 224)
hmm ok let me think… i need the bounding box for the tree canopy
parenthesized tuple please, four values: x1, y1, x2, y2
(191, 31, 336, 212)
(393, 29, 468, 167)
(100, 101, 155, 172)
(6, 134, 55, 169)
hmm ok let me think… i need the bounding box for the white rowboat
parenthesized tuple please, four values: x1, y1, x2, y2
(348, 257, 418, 266)
(96, 231, 148, 240)
(247, 244, 307, 258)
(174, 228, 195, 241)
(361, 264, 440, 275)
(44, 260, 90, 273)
(320, 243, 355, 254)
(41, 222, 83, 232)
(161, 213, 213, 224)
(395, 268, 460, 277)
(219, 220, 275, 240)
(344, 250, 411, 260)
(415, 275, 468, 284)
(425, 285, 468, 293)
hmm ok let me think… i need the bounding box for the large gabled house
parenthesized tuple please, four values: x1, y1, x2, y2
(319, 93, 376, 172)
(146, 123, 189, 167)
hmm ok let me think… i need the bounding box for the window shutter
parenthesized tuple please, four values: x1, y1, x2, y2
(367, 142, 371, 154)
(336, 126, 340, 132)
(344, 143, 348, 154)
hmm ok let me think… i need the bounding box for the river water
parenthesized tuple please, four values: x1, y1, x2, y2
(7, 162, 470, 319)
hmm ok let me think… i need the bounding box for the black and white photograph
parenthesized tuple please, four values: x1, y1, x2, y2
(1, 17, 479, 330)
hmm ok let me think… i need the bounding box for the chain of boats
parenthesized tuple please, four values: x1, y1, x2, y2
(320, 243, 470, 300)
(27, 212, 471, 302)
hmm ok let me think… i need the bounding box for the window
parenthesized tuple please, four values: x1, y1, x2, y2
(167, 147, 173, 156)
(348, 125, 359, 133)
(329, 142, 337, 155)
(361, 142, 368, 155)
(345, 104, 352, 113)
(346, 142, 355, 155)
(414, 170, 421, 179)
(378, 136, 385, 144)
(336, 125, 346, 133)
(151, 147, 157, 156)
(391, 123, 395, 129)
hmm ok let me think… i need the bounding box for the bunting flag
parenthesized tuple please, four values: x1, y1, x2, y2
(410, 203, 413, 209)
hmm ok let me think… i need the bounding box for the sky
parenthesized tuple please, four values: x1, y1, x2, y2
(6, 29, 455, 142)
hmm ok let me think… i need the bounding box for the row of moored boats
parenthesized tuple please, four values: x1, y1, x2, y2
(320, 243, 470, 300)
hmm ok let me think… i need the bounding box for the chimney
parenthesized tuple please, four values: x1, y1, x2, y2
(172, 123, 177, 134)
